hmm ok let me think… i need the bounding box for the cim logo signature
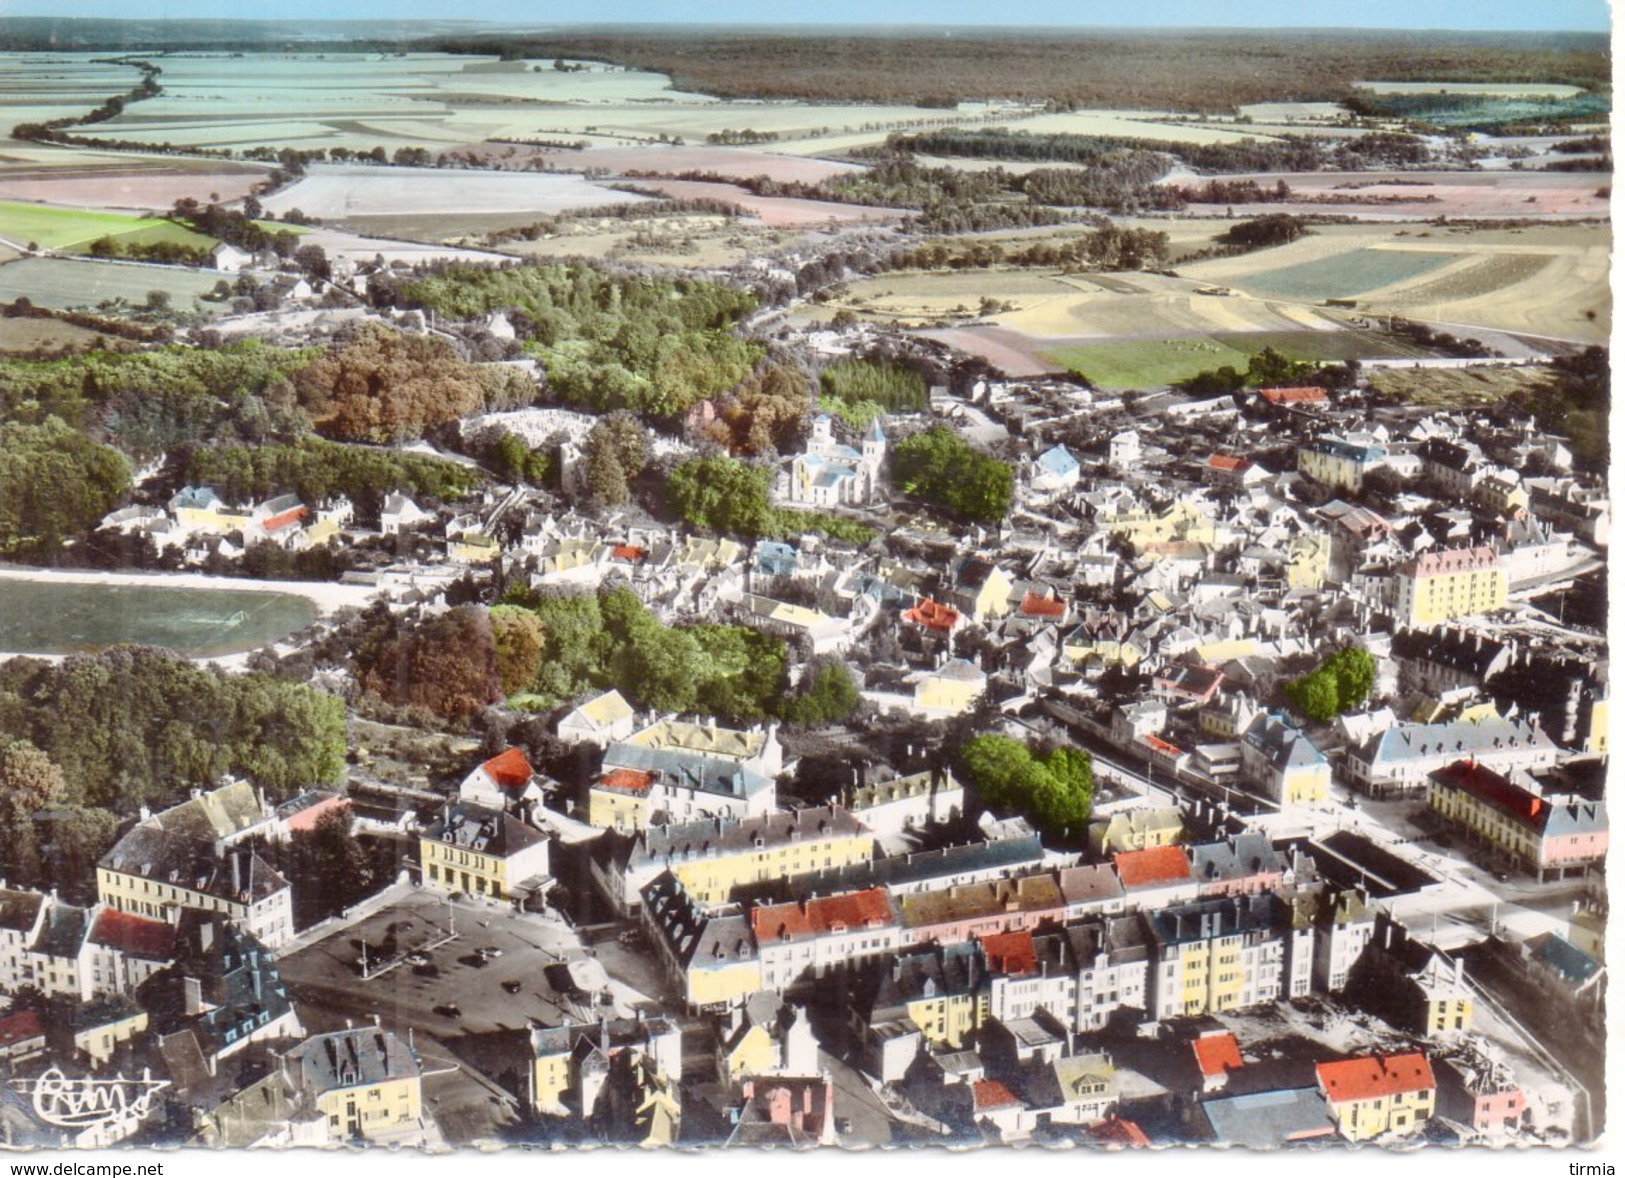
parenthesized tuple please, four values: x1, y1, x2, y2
(10, 1069, 170, 1130)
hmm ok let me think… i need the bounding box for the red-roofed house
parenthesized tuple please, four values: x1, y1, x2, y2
(981, 930, 1037, 977)
(86, 907, 179, 995)
(461, 747, 540, 808)
(0, 1010, 45, 1061)
(1193, 1030, 1243, 1092)
(1204, 454, 1260, 489)
(1018, 591, 1069, 623)
(1152, 663, 1226, 705)
(1258, 387, 1329, 408)
(1316, 1052, 1436, 1140)
(1087, 1115, 1151, 1147)
(753, 889, 899, 991)
(1114, 846, 1199, 909)
(903, 598, 964, 635)
(969, 1077, 1029, 1139)
(277, 792, 351, 839)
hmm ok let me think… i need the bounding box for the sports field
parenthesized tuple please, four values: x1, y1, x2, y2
(0, 580, 318, 657)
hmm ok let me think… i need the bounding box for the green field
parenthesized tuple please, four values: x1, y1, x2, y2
(1046, 327, 1437, 388)
(0, 256, 226, 313)
(0, 201, 213, 253)
(1233, 250, 1459, 302)
(0, 580, 318, 657)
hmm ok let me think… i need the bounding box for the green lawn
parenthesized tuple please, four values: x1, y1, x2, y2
(0, 256, 227, 313)
(0, 579, 317, 657)
(1230, 249, 1459, 302)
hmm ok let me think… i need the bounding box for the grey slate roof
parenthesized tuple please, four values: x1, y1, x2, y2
(1202, 1087, 1336, 1147)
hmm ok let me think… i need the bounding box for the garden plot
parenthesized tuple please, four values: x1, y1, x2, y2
(259, 164, 651, 221)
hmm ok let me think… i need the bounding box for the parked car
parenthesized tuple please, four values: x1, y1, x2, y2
(433, 1004, 462, 1018)
(405, 951, 430, 966)
(480, 947, 503, 959)
(502, 980, 523, 994)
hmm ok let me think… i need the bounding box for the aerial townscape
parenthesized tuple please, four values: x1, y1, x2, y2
(0, 6, 1607, 1154)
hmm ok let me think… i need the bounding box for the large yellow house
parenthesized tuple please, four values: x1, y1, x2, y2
(1393, 546, 1507, 627)
(285, 1028, 423, 1142)
(866, 942, 988, 1049)
(1101, 498, 1216, 552)
(1316, 1053, 1436, 1141)
(589, 804, 874, 916)
(641, 874, 762, 1010)
(420, 801, 551, 903)
(945, 557, 1014, 623)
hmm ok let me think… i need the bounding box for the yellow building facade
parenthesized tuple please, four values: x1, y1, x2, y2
(666, 832, 873, 908)
(1394, 547, 1507, 627)
(905, 991, 988, 1049)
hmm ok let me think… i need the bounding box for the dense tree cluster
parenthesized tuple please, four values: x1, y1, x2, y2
(0, 417, 131, 555)
(708, 358, 811, 457)
(460, 30, 1606, 113)
(665, 455, 779, 537)
(1175, 346, 1326, 396)
(501, 586, 788, 721)
(0, 646, 346, 809)
(176, 436, 479, 517)
(396, 264, 760, 417)
(582, 413, 649, 509)
(779, 661, 860, 726)
(818, 358, 927, 413)
(1218, 214, 1309, 250)
(171, 198, 300, 257)
(0, 738, 119, 904)
(1283, 646, 1375, 722)
(294, 322, 535, 443)
(891, 427, 1012, 524)
(957, 734, 1093, 840)
(272, 809, 379, 928)
(0, 341, 318, 452)
(884, 224, 1171, 274)
(352, 604, 505, 722)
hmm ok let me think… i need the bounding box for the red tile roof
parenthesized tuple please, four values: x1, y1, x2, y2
(1259, 387, 1328, 406)
(1193, 1032, 1243, 1079)
(1317, 1053, 1435, 1104)
(1019, 591, 1066, 619)
(972, 1079, 1023, 1113)
(979, 929, 1037, 976)
(611, 545, 645, 562)
(1401, 545, 1500, 580)
(262, 505, 308, 533)
(1141, 734, 1184, 757)
(599, 769, 655, 795)
(0, 1010, 43, 1049)
(284, 794, 350, 835)
(481, 747, 534, 789)
(1087, 1116, 1151, 1147)
(751, 888, 893, 943)
(1432, 760, 1545, 824)
(903, 598, 961, 633)
(1114, 845, 1193, 889)
(1207, 454, 1250, 472)
(88, 907, 179, 961)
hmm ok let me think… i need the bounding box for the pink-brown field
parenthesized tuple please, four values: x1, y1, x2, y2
(917, 326, 1057, 376)
(1172, 170, 1610, 220)
(0, 166, 270, 212)
(458, 142, 862, 185)
(619, 178, 906, 226)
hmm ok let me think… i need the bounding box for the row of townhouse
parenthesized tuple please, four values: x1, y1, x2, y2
(640, 831, 1351, 1015)
(848, 879, 1387, 1055)
(0, 889, 179, 1002)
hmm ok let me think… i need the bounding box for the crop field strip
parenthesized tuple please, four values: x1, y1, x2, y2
(0, 256, 226, 313)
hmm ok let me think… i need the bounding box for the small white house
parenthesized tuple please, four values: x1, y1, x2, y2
(210, 242, 252, 273)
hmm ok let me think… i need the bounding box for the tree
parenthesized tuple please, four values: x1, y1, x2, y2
(490, 605, 545, 696)
(354, 605, 504, 721)
(1218, 213, 1307, 249)
(891, 427, 1012, 524)
(0, 417, 132, 555)
(665, 455, 777, 537)
(288, 809, 376, 926)
(781, 661, 860, 725)
(583, 413, 648, 509)
(956, 734, 1092, 840)
(1284, 646, 1374, 722)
